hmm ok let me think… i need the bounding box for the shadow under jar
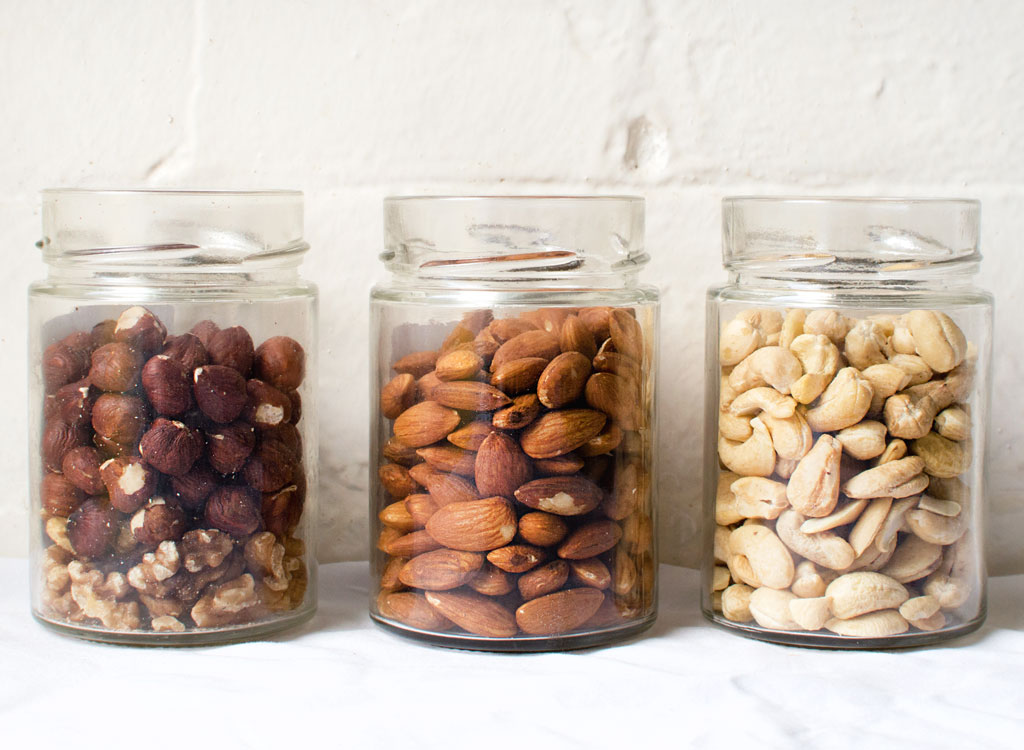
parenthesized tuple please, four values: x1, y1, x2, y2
(29, 189, 317, 644)
(370, 196, 659, 651)
(703, 197, 992, 648)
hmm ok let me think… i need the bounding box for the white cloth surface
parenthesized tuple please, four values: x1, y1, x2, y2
(1, 559, 1021, 750)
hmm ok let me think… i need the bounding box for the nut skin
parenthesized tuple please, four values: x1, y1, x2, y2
(160, 333, 209, 373)
(287, 390, 302, 424)
(242, 437, 296, 493)
(261, 475, 306, 537)
(41, 419, 88, 472)
(89, 342, 143, 392)
(243, 379, 292, 429)
(61, 445, 106, 495)
(169, 462, 219, 512)
(130, 498, 187, 547)
(205, 485, 263, 536)
(91, 393, 149, 445)
(100, 456, 159, 513)
(141, 355, 194, 415)
(113, 306, 167, 354)
(193, 365, 248, 423)
(205, 421, 256, 475)
(66, 498, 118, 558)
(189, 320, 221, 347)
(90, 320, 117, 347)
(42, 340, 90, 393)
(139, 418, 204, 477)
(53, 379, 96, 428)
(255, 336, 305, 391)
(40, 471, 86, 517)
(208, 326, 255, 376)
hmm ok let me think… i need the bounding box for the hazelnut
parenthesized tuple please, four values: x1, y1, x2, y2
(193, 365, 248, 423)
(141, 355, 193, 415)
(89, 342, 143, 392)
(41, 419, 88, 472)
(93, 433, 140, 460)
(262, 474, 305, 537)
(91, 319, 117, 347)
(161, 333, 209, 372)
(265, 421, 302, 458)
(53, 379, 96, 427)
(208, 326, 255, 376)
(287, 389, 302, 424)
(255, 336, 305, 390)
(113, 306, 167, 354)
(66, 498, 118, 558)
(100, 456, 159, 513)
(205, 486, 262, 536)
(61, 445, 105, 495)
(243, 379, 292, 429)
(242, 437, 296, 493)
(62, 330, 96, 355)
(40, 471, 86, 517)
(189, 319, 221, 348)
(42, 340, 90, 392)
(92, 393, 148, 444)
(206, 421, 256, 475)
(170, 462, 219, 511)
(130, 498, 187, 546)
(139, 418, 204, 477)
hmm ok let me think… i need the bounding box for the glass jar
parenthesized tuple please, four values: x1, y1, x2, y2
(29, 189, 317, 644)
(370, 196, 658, 651)
(703, 197, 992, 648)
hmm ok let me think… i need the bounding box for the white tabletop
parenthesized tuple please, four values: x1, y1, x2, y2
(1, 559, 1021, 749)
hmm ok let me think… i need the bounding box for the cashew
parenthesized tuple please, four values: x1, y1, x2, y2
(835, 420, 888, 460)
(720, 318, 763, 367)
(791, 561, 827, 598)
(804, 368, 873, 432)
(788, 334, 840, 404)
(729, 524, 794, 590)
(720, 412, 754, 441)
(738, 309, 783, 345)
(841, 456, 925, 499)
(923, 539, 973, 610)
(927, 475, 969, 504)
(874, 439, 907, 466)
(712, 565, 731, 591)
(867, 314, 898, 337)
(728, 346, 803, 395)
(910, 432, 972, 478)
(727, 554, 761, 588)
(917, 495, 961, 518)
(887, 353, 933, 386)
(825, 610, 908, 637)
(846, 537, 896, 573)
(847, 498, 892, 556)
(760, 411, 813, 461)
(911, 611, 947, 631)
(803, 309, 852, 345)
(934, 407, 970, 441)
(898, 595, 940, 622)
(776, 510, 856, 571)
(800, 498, 868, 534)
(789, 596, 832, 630)
(728, 387, 797, 418)
(721, 583, 754, 622)
(889, 316, 917, 355)
(844, 320, 888, 370)
(882, 385, 943, 440)
(774, 457, 799, 479)
(826, 571, 909, 619)
(861, 364, 912, 413)
(729, 477, 789, 520)
(905, 508, 967, 546)
(714, 525, 733, 562)
(715, 471, 745, 525)
(785, 434, 841, 518)
(718, 417, 776, 477)
(874, 497, 919, 553)
(942, 360, 975, 402)
(880, 535, 943, 583)
(779, 308, 806, 349)
(748, 588, 802, 630)
(905, 310, 967, 373)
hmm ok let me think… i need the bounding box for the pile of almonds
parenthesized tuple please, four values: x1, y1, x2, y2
(37, 305, 309, 633)
(375, 306, 655, 641)
(712, 307, 978, 638)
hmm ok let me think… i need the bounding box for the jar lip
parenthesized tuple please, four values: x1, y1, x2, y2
(724, 195, 979, 208)
(42, 188, 303, 198)
(385, 195, 644, 203)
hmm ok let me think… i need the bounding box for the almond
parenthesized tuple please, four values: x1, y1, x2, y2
(537, 351, 592, 409)
(404, 493, 437, 528)
(461, 309, 494, 335)
(381, 373, 416, 419)
(491, 330, 561, 372)
(519, 409, 607, 458)
(425, 497, 518, 551)
(379, 462, 420, 498)
(416, 445, 478, 476)
(447, 420, 496, 450)
(569, 558, 612, 589)
(377, 526, 402, 552)
(609, 308, 644, 362)
(393, 401, 461, 447)
(584, 593, 625, 628)
(611, 546, 638, 595)
(398, 549, 484, 590)
(393, 350, 439, 378)
(603, 460, 645, 521)
(518, 560, 570, 600)
(533, 453, 585, 476)
(585, 372, 640, 430)
(515, 587, 605, 635)
(593, 350, 641, 383)
(383, 436, 420, 466)
(408, 464, 481, 506)
(379, 500, 415, 533)
(380, 556, 408, 593)
(557, 520, 623, 559)
(579, 307, 613, 341)
(492, 393, 542, 429)
(435, 349, 483, 381)
(578, 423, 623, 457)
(559, 314, 597, 359)
(475, 432, 533, 498)
(521, 307, 572, 335)
(454, 339, 500, 367)
(431, 381, 512, 412)
(378, 591, 453, 631)
(487, 544, 545, 573)
(424, 590, 518, 637)
(384, 529, 443, 557)
(489, 318, 537, 343)
(514, 476, 604, 516)
(517, 511, 569, 547)
(467, 562, 516, 596)
(490, 357, 548, 395)
(440, 323, 475, 353)
(415, 371, 443, 401)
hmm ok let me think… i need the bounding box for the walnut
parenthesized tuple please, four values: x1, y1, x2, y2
(190, 574, 259, 627)
(180, 529, 235, 572)
(151, 615, 186, 633)
(244, 532, 290, 592)
(257, 556, 305, 612)
(172, 549, 246, 607)
(39, 546, 80, 619)
(127, 541, 181, 594)
(67, 560, 140, 630)
(45, 517, 74, 553)
(139, 593, 185, 619)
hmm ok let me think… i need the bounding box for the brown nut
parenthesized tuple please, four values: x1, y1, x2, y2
(90, 319, 117, 347)
(40, 471, 86, 517)
(100, 456, 159, 513)
(169, 462, 220, 511)
(61, 445, 105, 495)
(206, 421, 257, 475)
(53, 379, 97, 428)
(141, 355, 193, 416)
(255, 336, 305, 390)
(517, 511, 568, 547)
(41, 419, 88, 472)
(160, 332, 209, 372)
(89, 342, 143, 392)
(42, 340, 91, 392)
(193, 365, 248, 423)
(261, 477, 305, 537)
(243, 379, 292, 429)
(91, 393, 148, 445)
(242, 437, 296, 492)
(207, 326, 255, 376)
(66, 498, 118, 558)
(205, 485, 262, 536)
(130, 498, 187, 546)
(113, 306, 167, 354)
(380, 373, 416, 419)
(139, 418, 204, 477)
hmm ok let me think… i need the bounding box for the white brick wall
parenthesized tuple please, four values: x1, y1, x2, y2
(2, 0, 1021, 573)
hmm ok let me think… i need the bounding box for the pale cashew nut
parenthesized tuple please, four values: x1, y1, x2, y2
(835, 420, 888, 460)
(927, 475, 969, 504)
(789, 596, 832, 630)
(788, 334, 840, 404)
(874, 439, 907, 466)
(888, 353, 933, 386)
(905, 310, 967, 373)
(846, 537, 896, 573)
(715, 471, 745, 526)
(923, 539, 972, 609)
(729, 477, 789, 520)
(712, 566, 731, 591)
(825, 571, 909, 619)
(774, 457, 799, 479)
(786, 435, 841, 517)
(861, 364, 911, 414)
(728, 346, 803, 395)
(728, 387, 797, 418)
(804, 368, 873, 432)
(760, 411, 813, 461)
(791, 560, 827, 598)
(800, 498, 868, 534)
(874, 497, 918, 553)
(917, 494, 962, 517)
(905, 508, 967, 546)
(898, 595, 940, 622)
(803, 309, 852, 345)
(721, 583, 754, 622)
(889, 316, 918, 355)
(727, 554, 761, 588)
(720, 412, 754, 441)
(720, 318, 763, 367)
(880, 535, 943, 583)
(779, 308, 806, 349)
(714, 524, 733, 562)
(847, 497, 892, 556)
(748, 587, 802, 630)
(934, 407, 970, 441)
(942, 360, 975, 402)
(844, 319, 888, 370)
(738, 308, 783, 345)
(842, 456, 925, 499)
(867, 313, 898, 338)
(911, 611, 947, 631)
(825, 610, 908, 637)
(729, 524, 794, 590)
(718, 417, 776, 477)
(776, 510, 856, 571)
(910, 432, 972, 478)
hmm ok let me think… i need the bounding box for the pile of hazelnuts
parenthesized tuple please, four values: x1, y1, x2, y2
(40, 306, 306, 572)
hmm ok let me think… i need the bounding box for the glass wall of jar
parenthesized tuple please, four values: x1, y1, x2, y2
(30, 190, 317, 644)
(370, 196, 658, 651)
(703, 197, 991, 648)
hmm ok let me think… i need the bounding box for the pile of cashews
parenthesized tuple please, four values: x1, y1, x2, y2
(712, 308, 976, 638)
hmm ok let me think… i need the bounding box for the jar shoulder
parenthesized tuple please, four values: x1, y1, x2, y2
(707, 281, 993, 310)
(29, 278, 318, 303)
(371, 282, 659, 307)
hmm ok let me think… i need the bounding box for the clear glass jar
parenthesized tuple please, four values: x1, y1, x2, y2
(29, 189, 317, 644)
(370, 196, 658, 651)
(703, 197, 992, 648)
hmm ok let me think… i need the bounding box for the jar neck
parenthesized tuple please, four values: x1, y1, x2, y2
(730, 260, 980, 292)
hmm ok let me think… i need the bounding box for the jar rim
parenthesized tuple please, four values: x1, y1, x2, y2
(42, 188, 303, 198)
(724, 195, 979, 208)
